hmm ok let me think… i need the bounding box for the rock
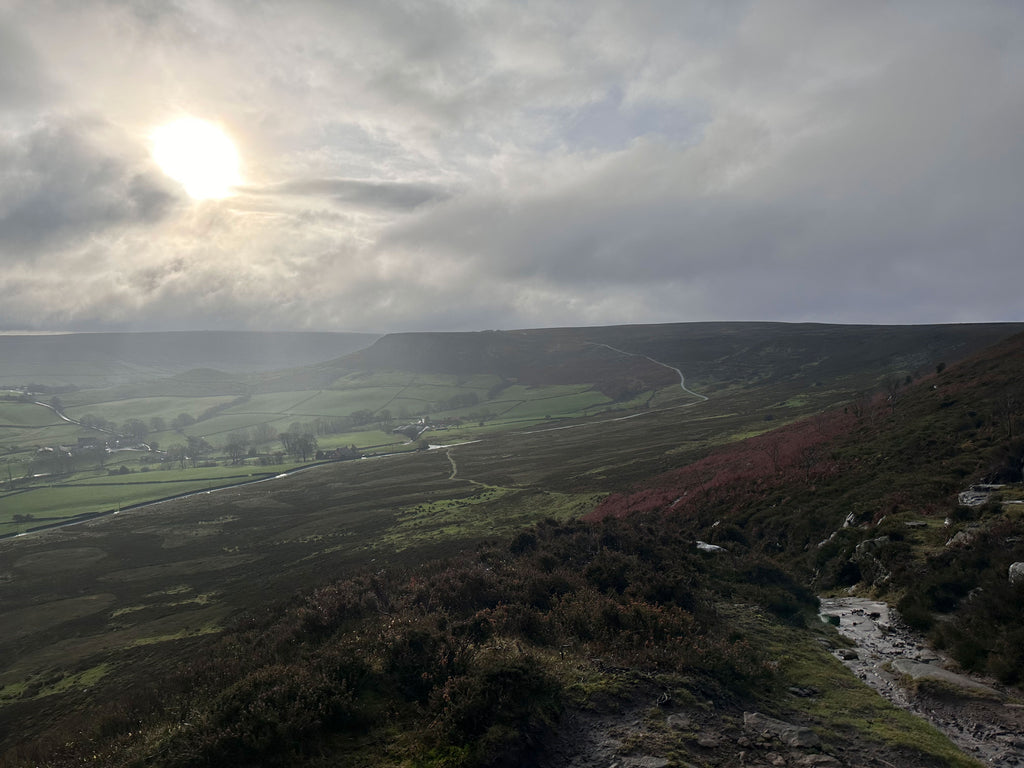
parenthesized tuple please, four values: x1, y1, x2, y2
(1009, 562, 1024, 586)
(836, 648, 859, 660)
(696, 735, 720, 748)
(665, 713, 691, 730)
(851, 536, 892, 585)
(743, 712, 821, 748)
(890, 658, 1003, 698)
(958, 490, 989, 507)
(946, 530, 977, 548)
(622, 758, 668, 768)
(695, 540, 725, 553)
(796, 756, 843, 767)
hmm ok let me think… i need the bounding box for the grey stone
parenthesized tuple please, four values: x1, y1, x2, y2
(665, 713, 691, 729)
(796, 756, 843, 767)
(1009, 561, 1024, 586)
(891, 658, 1002, 697)
(946, 530, 977, 548)
(622, 758, 669, 768)
(743, 712, 821, 748)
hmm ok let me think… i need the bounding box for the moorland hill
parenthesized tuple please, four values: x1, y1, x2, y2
(312, 321, 1022, 392)
(2, 322, 1024, 767)
(0, 331, 379, 388)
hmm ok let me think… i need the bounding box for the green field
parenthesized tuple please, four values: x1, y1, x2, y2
(0, 375, 646, 534)
(0, 464, 311, 534)
(63, 395, 237, 423)
(0, 402, 63, 428)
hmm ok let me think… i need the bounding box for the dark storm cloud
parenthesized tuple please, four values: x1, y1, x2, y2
(0, 118, 180, 258)
(247, 178, 451, 212)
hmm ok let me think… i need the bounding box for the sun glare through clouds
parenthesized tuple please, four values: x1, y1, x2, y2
(151, 117, 240, 200)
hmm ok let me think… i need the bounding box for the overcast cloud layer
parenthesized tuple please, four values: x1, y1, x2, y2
(1, 0, 1023, 332)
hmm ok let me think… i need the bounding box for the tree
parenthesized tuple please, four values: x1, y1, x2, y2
(349, 409, 375, 427)
(149, 416, 167, 433)
(123, 419, 149, 443)
(252, 422, 278, 446)
(166, 444, 188, 470)
(225, 430, 250, 465)
(281, 432, 317, 461)
(186, 436, 213, 468)
(172, 413, 196, 431)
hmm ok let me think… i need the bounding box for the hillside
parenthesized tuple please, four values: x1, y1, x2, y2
(325, 321, 1021, 389)
(0, 331, 380, 388)
(591, 331, 1024, 683)
(2, 323, 1023, 767)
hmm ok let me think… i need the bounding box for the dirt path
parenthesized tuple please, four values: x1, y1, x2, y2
(585, 341, 708, 403)
(524, 345, 708, 434)
(819, 597, 1024, 765)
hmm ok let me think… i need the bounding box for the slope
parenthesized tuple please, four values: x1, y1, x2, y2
(591, 331, 1024, 683)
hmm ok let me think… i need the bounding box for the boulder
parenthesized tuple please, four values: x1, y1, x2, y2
(743, 712, 821, 748)
(695, 540, 725, 553)
(1009, 562, 1024, 587)
(891, 658, 1002, 698)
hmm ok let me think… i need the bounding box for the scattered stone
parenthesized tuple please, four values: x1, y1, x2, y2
(665, 713, 691, 730)
(1009, 561, 1024, 587)
(796, 756, 843, 767)
(788, 686, 818, 698)
(768, 752, 786, 766)
(696, 735, 720, 748)
(743, 712, 821, 748)
(836, 648, 858, 660)
(622, 758, 668, 768)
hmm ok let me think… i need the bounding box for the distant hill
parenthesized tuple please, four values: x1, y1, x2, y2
(0, 331, 380, 388)
(301, 321, 1024, 396)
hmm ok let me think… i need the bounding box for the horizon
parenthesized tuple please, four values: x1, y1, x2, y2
(2, 317, 1024, 338)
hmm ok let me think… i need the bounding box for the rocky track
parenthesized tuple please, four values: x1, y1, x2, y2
(819, 597, 1024, 766)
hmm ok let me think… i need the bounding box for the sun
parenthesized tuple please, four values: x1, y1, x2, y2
(151, 117, 240, 200)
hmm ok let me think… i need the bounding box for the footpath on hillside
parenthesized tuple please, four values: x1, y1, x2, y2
(820, 597, 1024, 765)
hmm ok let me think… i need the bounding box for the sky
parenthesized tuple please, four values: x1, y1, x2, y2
(1, 0, 1023, 334)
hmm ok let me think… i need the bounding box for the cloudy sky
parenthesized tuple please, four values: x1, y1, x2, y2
(2, 0, 1023, 333)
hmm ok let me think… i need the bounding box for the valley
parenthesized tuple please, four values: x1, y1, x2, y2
(1, 322, 1023, 767)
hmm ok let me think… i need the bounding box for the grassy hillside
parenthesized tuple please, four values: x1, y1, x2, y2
(592, 331, 1024, 684)
(2, 322, 1022, 766)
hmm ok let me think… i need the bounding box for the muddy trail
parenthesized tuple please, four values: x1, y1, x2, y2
(819, 597, 1024, 766)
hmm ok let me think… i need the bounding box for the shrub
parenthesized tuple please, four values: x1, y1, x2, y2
(433, 654, 562, 766)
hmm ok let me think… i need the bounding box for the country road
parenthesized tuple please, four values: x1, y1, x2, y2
(524, 343, 708, 434)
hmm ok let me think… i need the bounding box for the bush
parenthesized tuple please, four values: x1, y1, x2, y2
(434, 654, 562, 766)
